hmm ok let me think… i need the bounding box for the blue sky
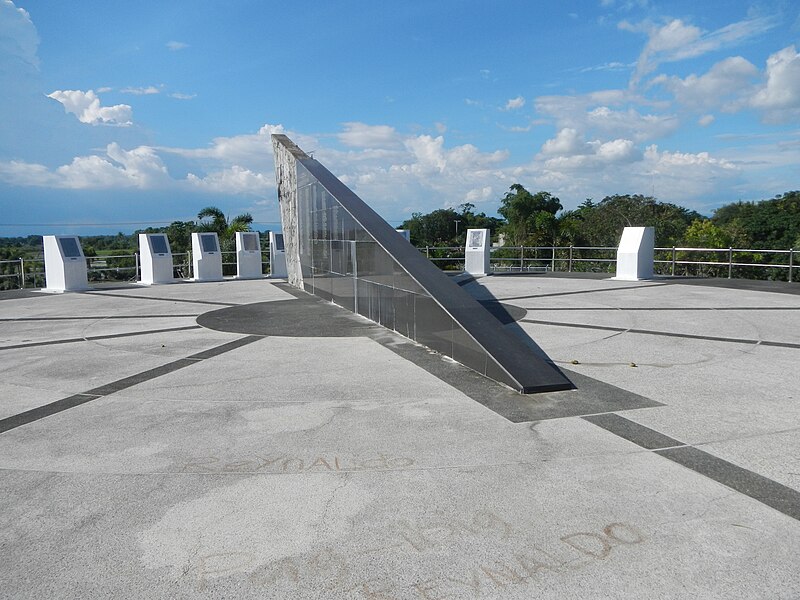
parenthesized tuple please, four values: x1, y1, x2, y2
(1, 0, 799, 236)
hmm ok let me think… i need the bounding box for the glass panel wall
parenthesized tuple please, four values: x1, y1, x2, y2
(294, 162, 521, 390)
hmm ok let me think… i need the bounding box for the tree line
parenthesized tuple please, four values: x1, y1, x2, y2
(2, 190, 799, 285)
(399, 186, 800, 251)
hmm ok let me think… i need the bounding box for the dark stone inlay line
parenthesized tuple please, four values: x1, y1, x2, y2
(0, 314, 200, 322)
(498, 282, 664, 302)
(83, 358, 201, 396)
(0, 325, 203, 351)
(581, 413, 800, 522)
(656, 446, 800, 521)
(187, 335, 264, 360)
(0, 394, 100, 434)
(583, 413, 685, 450)
(0, 335, 263, 434)
(85, 291, 237, 307)
(520, 318, 800, 349)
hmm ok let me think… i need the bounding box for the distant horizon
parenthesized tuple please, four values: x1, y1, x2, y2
(2, 1, 798, 238)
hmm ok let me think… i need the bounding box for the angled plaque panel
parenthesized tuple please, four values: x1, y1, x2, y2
(272, 134, 571, 393)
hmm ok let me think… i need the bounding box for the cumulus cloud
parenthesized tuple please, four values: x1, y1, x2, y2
(750, 45, 800, 123)
(539, 128, 640, 169)
(338, 122, 400, 148)
(0, 144, 165, 189)
(400, 135, 507, 177)
(654, 56, 758, 110)
(187, 166, 273, 195)
(47, 89, 133, 126)
(503, 96, 526, 110)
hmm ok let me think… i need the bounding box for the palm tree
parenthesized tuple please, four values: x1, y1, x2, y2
(197, 206, 254, 250)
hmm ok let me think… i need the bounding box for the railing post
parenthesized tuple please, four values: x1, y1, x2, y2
(789, 248, 794, 283)
(568, 245, 573, 272)
(728, 247, 733, 279)
(551, 247, 556, 272)
(520, 246, 524, 271)
(671, 247, 676, 277)
(134, 252, 140, 281)
(19, 257, 25, 289)
(425, 246, 429, 258)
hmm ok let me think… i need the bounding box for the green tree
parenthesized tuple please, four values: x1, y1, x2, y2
(711, 191, 800, 249)
(400, 208, 462, 246)
(683, 219, 732, 248)
(497, 185, 561, 246)
(197, 206, 254, 251)
(573, 194, 701, 247)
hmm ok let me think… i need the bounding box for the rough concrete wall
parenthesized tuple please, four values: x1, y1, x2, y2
(271, 135, 304, 288)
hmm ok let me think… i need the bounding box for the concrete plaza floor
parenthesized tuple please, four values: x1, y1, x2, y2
(0, 275, 798, 599)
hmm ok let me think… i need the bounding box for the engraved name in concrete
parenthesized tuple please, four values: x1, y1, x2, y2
(180, 452, 415, 474)
(190, 510, 646, 596)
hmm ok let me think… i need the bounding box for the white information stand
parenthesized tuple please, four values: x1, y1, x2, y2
(614, 226, 655, 281)
(396, 229, 411, 242)
(43, 235, 89, 292)
(139, 233, 175, 285)
(269, 231, 287, 278)
(464, 228, 491, 275)
(235, 232, 263, 279)
(191, 232, 223, 281)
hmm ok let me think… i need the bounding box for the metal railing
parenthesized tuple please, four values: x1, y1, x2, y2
(0, 249, 273, 290)
(416, 245, 797, 282)
(2, 245, 795, 290)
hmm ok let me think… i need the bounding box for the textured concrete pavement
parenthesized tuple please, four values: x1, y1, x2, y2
(0, 276, 798, 599)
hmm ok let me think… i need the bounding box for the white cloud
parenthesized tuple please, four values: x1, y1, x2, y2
(0, 143, 169, 189)
(535, 92, 678, 143)
(0, 0, 38, 70)
(159, 123, 289, 173)
(105, 143, 170, 186)
(404, 135, 447, 173)
(47, 89, 133, 126)
(120, 85, 160, 95)
(503, 96, 526, 110)
(541, 128, 586, 156)
(169, 92, 196, 100)
(0, 160, 58, 187)
(539, 128, 640, 169)
(698, 114, 715, 126)
(187, 166, 273, 195)
(338, 122, 400, 148)
(579, 61, 635, 73)
(400, 135, 507, 176)
(750, 45, 800, 123)
(166, 41, 188, 51)
(624, 16, 778, 87)
(464, 186, 493, 202)
(654, 56, 758, 110)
